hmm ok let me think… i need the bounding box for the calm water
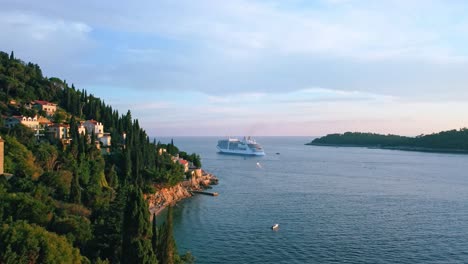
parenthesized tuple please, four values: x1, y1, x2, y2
(157, 137, 468, 263)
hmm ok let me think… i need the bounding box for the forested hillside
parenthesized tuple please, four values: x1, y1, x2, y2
(308, 129, 468, 152)
(0, 51, 196, 263)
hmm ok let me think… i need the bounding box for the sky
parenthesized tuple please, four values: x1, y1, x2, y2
(1, 0, 468, 136)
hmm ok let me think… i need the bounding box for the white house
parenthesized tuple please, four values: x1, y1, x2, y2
(99, 133, 112, 147)
(4, 116, 39, 130)
(82, 120, 112, 147)
(83, 120, 104, 135)
(78, 122, 87, 135)
(47, 123, 69, 140)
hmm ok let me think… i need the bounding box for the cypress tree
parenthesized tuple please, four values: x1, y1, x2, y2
(69, 116, 78, 143)
(152, 213, 158, 258)
(70, 173, 81, 204)
(123, 149, 132, 184)
(121, 186, 157, 264)
(159, 206, 177, 264)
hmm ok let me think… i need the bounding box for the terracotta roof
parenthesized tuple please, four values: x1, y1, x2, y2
(178, 159, 189, 165)
(34, 100, 56, 106)
(37, 116, 51, 124)
(86, 119, 98, 125)
(50, 123, 70, 128)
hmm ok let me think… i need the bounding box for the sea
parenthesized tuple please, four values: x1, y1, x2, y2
(156, 136, 468, 264)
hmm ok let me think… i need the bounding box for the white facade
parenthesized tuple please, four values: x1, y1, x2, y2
(84, 120, 104, 135)
(4, 116, 39, 130)
(47, 124, 69, 139)
(78, 123, 87, 135)
(99, 133, 112, 147)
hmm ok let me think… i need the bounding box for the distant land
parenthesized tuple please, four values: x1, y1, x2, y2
(306, 128, 468, 154)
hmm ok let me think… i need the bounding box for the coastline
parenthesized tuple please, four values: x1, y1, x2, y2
(146, 169, 218, 216)
(306, 143, 468, 155)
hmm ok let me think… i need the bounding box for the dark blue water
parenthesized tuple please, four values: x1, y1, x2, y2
(157, 136, 468, 263)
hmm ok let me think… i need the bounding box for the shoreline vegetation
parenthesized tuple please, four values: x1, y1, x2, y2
(0, 50, 206, 263)
(306, 129, 468, 154)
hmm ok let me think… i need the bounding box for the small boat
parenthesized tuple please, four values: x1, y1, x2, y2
(271, 224, 279, 230)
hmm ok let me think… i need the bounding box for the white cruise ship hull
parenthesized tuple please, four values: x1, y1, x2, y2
(217, 146, 265, 156)
(217, 137, 266, 156)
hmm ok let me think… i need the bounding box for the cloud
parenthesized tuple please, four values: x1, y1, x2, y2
(1, 0, 468, 136)
(207, 92, 266, 103)
(0, 10, 93, 82)
(114, 101, 172, 111)
(0, 11, 91, 39)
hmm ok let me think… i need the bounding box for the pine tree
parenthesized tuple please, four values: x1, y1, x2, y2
(121, 186, 157, 264)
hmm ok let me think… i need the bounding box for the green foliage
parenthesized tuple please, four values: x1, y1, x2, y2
(152, 153, 185, 186)
(0, 191, 53, 226)
(0, 51, 58, 103)
(39, 171, 73, 200)
(34, 142, 59, 172)
(179, 252, 195, 264)
(309, 132, 411, 146)
(5, 175, 35, 193)
(179, 152, 202, 168)
(5, 124, 36, 147)
(105, 165, 118, 189)
(157, 206, 178, 264)
(70, 173, 82, 204)
(152, 213, 158, 257)
(49, 215, 92, 248)
(54, 108, 67, 123)
(122, 186, 158, 264)
(87, 189, 125, 263)
(0, 51, 197, 263)
(55, 202, 91, 218)
(3, 135, 42, 178)
(158, 139, 179, 156)
(0, 221, 84, 264)
(309, 128, 468, 152)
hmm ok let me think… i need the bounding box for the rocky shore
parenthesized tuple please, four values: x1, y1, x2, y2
(146, 169, 219, 215)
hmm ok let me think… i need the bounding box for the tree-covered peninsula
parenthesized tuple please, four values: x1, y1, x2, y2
(307, 129, 468, 153)
(0, 51, 198, 263)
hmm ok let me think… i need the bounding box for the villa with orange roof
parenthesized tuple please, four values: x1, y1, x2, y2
(33, 100, 57, 116)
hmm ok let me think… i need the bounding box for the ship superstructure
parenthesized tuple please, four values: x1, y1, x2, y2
(217, 136, 265, 156)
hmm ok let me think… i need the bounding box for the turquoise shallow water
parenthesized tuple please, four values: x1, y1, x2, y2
(157, 136, 468, 264)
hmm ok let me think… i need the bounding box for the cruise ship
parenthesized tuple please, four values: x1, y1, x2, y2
(217, 137, 265, 156)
